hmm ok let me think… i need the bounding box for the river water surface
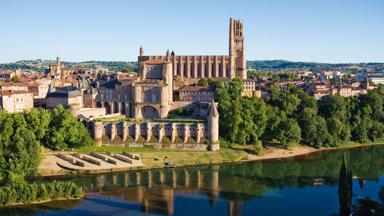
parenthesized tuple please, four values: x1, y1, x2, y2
(2, 145, 384, 216)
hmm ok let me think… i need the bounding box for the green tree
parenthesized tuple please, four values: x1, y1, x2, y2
(276, 118, 301, 148)
(236, 97, 268, 144)
(24, 108, 51, 140)
(327, 117, 350, 146)
(319, 95, 347, 122)
(298, 108, 330, 148)
(268, 86, 301, 116)
(197, 78, 209, 86)
(368, 121, 384, 142)
(0, 112, 41, 182)
(216, 79, 243, 143)
(45, 105, 93, 149)
(261, 106, 286, 142)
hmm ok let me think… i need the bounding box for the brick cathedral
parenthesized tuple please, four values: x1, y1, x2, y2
(138, 18, 247, 81)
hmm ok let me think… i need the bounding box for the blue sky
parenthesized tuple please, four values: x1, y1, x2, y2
(0, 0, 383, 63)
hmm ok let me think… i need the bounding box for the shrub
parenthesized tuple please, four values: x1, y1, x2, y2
(0, 181, 84, 206)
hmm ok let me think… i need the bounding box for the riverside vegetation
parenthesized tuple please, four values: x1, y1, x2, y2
(213, 78, 384, 149)
(0, 105, 92, 205)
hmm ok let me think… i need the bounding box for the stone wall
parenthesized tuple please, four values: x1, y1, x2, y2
(93, 120, 212, 150)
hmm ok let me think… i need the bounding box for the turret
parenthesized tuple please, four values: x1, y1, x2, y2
(208, 99, 220, 151)
(166, 49, 170, 61)
(139, 46, 144, 57)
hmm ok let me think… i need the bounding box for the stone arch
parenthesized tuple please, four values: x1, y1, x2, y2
(96, 101, 102, 108)
(104, 102, 111, 114)
(113, 101, 119, 114)
(121, 102, 126, 115)
(141, 105, 160, 118)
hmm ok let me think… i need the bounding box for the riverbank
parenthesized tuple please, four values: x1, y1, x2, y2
(2, 197, 82, 207)
(0, 180, 84, 207)
(37, 142, 384, 177)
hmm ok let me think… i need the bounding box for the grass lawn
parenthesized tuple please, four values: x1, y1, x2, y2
(76, 146, 248, 169)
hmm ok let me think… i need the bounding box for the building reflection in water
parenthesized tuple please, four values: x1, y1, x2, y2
(86, 165, 222, 216)
(86, 161, 357, 216)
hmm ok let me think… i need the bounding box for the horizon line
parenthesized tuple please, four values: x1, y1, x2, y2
(1, 58, 384, 65)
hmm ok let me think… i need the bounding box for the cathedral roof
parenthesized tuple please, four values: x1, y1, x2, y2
(99, 79, 119, 89)
(141, 59, 170, 64)
(47, 90, 82, 98)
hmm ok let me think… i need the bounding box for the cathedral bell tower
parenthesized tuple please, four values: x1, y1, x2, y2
(229, 18, 246, 79)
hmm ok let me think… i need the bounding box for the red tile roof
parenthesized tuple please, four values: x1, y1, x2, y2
(0, 90, 31, 96)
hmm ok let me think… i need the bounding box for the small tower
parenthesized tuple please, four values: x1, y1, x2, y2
(166, 49, 170, 61)
(139, 46, 144, 57)
(208, 99, 220, 151)
(56, 56, 61, 65)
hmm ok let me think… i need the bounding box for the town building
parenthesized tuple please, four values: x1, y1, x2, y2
(177, 86, 215, 102)
(47, 57, 105, 80)
(242, 80, 262, 98)
(306, 79, 369, 99)
(0, 69, 20, 81)
(46, 88, 84, 109)
(369, 75, 384, 86)
(0, 90, 34, 113)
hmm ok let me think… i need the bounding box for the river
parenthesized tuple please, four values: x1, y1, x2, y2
(2, 145, 384, 216)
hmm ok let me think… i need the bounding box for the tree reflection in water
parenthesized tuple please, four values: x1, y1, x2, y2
(338, 155, 352, 216)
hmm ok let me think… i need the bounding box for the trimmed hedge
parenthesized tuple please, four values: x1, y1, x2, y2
(0, 181, 84, 206)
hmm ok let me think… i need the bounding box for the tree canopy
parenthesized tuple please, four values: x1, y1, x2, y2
(0, 105, 93, 183)
(216, 79, 384, 148)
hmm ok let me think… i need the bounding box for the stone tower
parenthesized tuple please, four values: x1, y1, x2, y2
(49, 56, 63, 79)
(208, 99, 220, 151)
(363, 75, 370, 90)
(229, 18, 247, 79)
(139, 46, 144, 57)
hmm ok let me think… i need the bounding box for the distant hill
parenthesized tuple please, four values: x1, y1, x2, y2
(247, 60, 384, 73)
(0, 60, 138, 73)
(1, 59, 383, 73)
